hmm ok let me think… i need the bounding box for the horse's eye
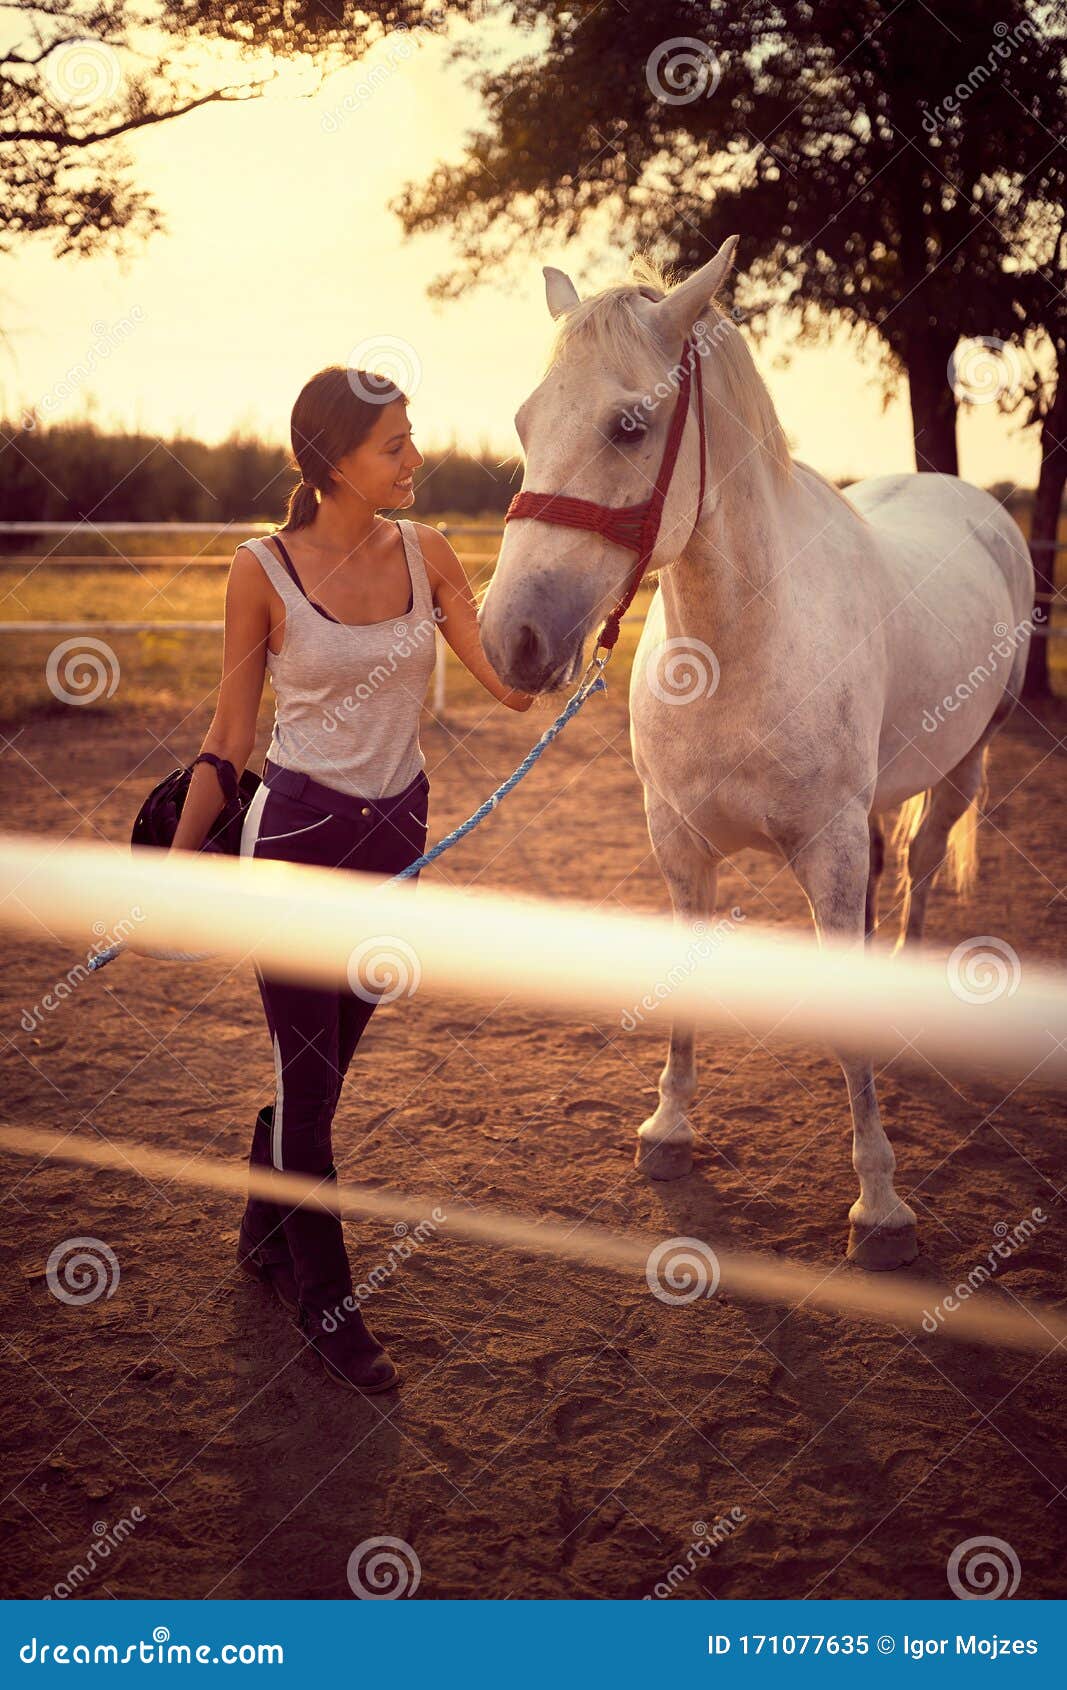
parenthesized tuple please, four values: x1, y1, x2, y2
(610, 415, 646, 446)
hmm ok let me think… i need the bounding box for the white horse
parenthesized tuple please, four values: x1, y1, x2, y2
(479, 239, 1034, 1270)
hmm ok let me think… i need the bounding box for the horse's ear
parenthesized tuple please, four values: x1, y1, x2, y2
(654, 236, 738, 341)
(543, 266, 580, 319)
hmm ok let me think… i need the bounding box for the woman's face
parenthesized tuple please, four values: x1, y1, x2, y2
(332, 399, 424, 510)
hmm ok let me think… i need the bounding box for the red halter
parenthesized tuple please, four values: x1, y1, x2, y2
(504, 333, 707, 654)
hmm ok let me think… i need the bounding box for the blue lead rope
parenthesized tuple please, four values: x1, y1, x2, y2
(388, 664, 607, 882)
(87, 660, 609, 971)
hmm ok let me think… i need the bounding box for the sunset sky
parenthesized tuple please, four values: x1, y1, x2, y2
(0, 20, 1041, 491)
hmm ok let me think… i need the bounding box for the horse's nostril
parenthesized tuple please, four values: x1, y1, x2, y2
(513, 622, 544, 671)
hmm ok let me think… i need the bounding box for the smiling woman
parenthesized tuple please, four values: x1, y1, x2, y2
(158, 355, 534, 1398)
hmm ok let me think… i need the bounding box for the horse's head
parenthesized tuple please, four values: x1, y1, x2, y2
(479, 238, 738, 694)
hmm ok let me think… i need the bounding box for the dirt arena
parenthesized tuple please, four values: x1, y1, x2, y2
(2, 664, 1065, 1600)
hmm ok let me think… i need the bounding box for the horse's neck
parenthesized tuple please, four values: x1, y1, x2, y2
(658, 453, 791, 647)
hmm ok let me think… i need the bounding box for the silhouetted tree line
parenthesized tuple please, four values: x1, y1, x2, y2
(0, 418, 521, 525)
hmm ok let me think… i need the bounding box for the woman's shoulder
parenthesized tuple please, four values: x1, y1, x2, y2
(396, 520, 448, 594)
(401, 521, 462, 588)
(400, 519, 448, 554)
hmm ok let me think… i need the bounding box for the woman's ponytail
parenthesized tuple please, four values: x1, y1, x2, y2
(283, 478, 319, 532)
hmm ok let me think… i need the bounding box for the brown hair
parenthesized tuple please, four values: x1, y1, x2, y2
(281, 365, 408, 531)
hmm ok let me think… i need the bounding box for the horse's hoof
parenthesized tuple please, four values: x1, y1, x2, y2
(634, 1136, 693, 1180)
(847, 1220, 919, 1271)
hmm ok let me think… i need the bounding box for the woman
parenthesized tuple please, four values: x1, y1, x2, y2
(170, 364, 533, 1393)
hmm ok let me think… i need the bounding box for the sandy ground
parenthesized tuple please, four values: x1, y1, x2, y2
(1, 673, 1065, 1601)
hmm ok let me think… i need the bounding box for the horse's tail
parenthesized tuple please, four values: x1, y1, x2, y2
(944, 746, 989, 898)
(891, 793, 929, 944)
(891, 748, 989, 944)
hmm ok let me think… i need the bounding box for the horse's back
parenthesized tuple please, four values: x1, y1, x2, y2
(845, 472, 1033, 614)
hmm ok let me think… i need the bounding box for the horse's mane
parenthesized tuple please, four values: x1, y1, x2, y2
(550, 254, 792, 486)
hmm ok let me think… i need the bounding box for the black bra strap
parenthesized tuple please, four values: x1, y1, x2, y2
(271, 536, 340, 624)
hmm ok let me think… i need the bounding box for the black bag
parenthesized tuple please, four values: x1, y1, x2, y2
(131, 752, 261, 855)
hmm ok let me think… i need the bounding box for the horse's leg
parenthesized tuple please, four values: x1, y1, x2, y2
(789, 809, 918, 1269)
(865, 813, 885, 942)
(902, 744, 987, 945)
(635, 798, 720, 1181)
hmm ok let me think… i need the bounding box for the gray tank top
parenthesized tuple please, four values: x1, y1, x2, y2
(241, 519, 438, 800)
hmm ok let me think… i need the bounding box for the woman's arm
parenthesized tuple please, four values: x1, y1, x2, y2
(170, 546, 270, 852)
(416, 526, 535, 712)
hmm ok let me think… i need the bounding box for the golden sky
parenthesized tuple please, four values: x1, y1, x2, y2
(0, 22, 1040, 491)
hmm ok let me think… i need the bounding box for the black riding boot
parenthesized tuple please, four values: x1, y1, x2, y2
(281, 1165, 399, 1394)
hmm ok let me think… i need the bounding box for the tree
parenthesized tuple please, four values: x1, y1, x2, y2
(2, 1, 432, 256)
(395, 0, 1066, 478)
(1016, 212, 1067, 698)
